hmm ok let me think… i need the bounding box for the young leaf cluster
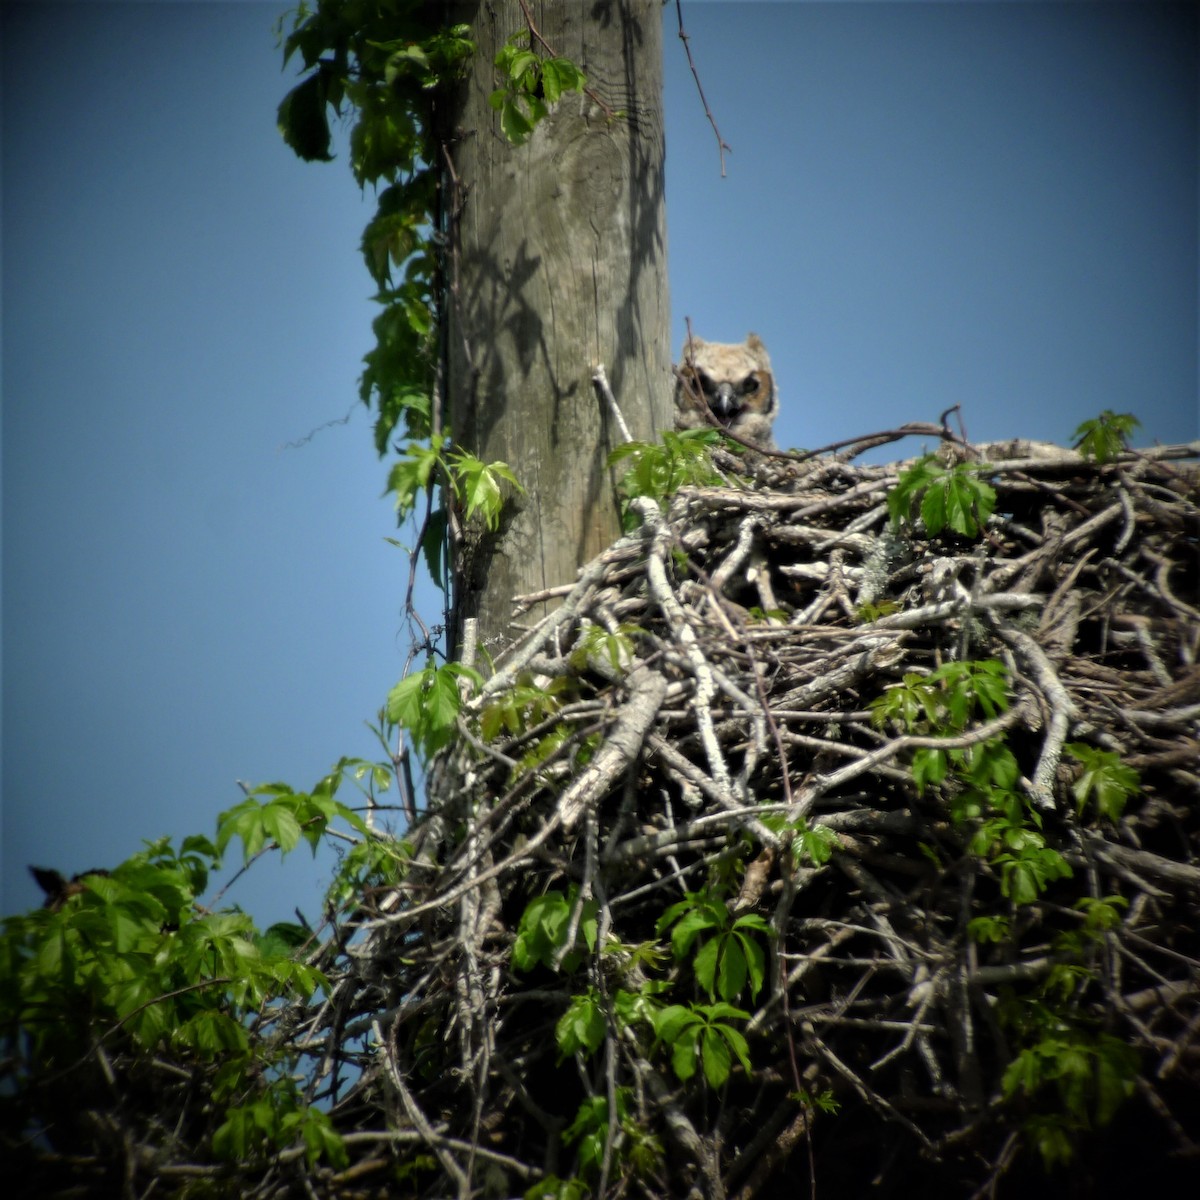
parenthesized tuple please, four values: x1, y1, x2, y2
(532, 1088, 662, 1197)
(387, 433, 525, 591)
(1001, 1017, 1139, 1167)
(872, 660, 1073, 904)
(511, 886, 598, 973)
(656, 1001, 753, 1089)
(218, 768, 371, 863)
(1072, 410, 1140, 464)
(608, 430, 726, 529)
(490, 32, 587, 145)
(1065, 742, 1139, 823)
(657, 889, 770, 1004)
(387, 658, 482, 760)
(888, 454, 997, 538)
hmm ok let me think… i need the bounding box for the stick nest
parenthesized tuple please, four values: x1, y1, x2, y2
(316, 435, 1200, 1199)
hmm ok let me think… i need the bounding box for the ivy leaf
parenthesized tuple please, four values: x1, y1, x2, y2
(261, 802, 303, 856)
(911, 746, 948, 793)
(967, 914, 1011, 944)
(1002, 1045, 1043, 1099)
(298, 1107, 348, 1169)
(498, 96, 535, 144)
(1093, 1037, 1138, 1124)
(714, 1018, 752, 1076)
(421, 507, 449, 593)
(671, 1024, 701, 1082)
(176, 1009, 251, 1057)
(1029, 1116, 1076, 1169)
(387, 440, 443, 523)
(700, 1026, 732, 1088)
(733, 924, 768, 998)
(653, 1003, 700, 1046)
(693, 936, 722, 998)
(540, 58, 586, 104)
(1066, 743, 1139, 823)
(448, 452, 525, 531)
(386, 661, 480, 760)
(277, 71, 333, 162)
(556, 989, 606, 1059)
(795, 823, 838, 865)
(889, 455, 995, 537)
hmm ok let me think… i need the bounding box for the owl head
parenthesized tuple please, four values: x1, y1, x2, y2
(674, 332, 778, 447)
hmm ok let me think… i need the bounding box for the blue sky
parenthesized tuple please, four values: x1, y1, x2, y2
(3, 1, 1196, 924)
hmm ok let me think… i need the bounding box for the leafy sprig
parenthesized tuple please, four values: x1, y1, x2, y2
(888, 454, 996, 538)
(1072, 410, 1140, 464)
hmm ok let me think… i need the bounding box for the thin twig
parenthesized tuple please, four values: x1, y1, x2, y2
(674, 0, 731, 175)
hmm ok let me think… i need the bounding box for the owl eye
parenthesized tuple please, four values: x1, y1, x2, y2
(741, 373, 760, 395)
(697, 371, 719, 397)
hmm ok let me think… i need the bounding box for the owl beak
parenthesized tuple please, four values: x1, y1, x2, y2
(710, 382, 742, 421)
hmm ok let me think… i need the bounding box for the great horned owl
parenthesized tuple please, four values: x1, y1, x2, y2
(674, 332, 778, 448)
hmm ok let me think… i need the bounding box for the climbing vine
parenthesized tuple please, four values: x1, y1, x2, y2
(276, 0, 583, 630)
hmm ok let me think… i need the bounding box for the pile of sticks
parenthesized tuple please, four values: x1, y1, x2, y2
(311, 434, 1199, 1198)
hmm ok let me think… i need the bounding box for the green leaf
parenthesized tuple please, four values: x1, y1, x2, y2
(511, 887, 597, 973)
(733, 928, 767, 999)
(421, 506, 449, 592)
(499, 97, 535, 144)
(653, 1003, 701, 1045)
(540, 58, 586, 104)
(700, 1026, 732, 1087)
(556, 990, 606, 1059)
(693, 936, 722, 998)
(447, 450, 524, 531)
(1002, 1045, 1043, 1099)
(671, 1025, 701, 1082)
(563, 1091, 629, 1178)
(967, 914, 1010, 944)
(176, 1009, 250, 1057)
(663, 900, 725, 959)
(1028, 1115, 1076, 1168)
(387, 439, 445, 521)
(277, 70, 333, 162)
(261, 802, 303, 855)
(526, 1177, 587, 1200)
(911, 746, 948, 793)
(298, 1106, 349, 1169)
(795, 823, 838, 865)
(716, 1019, 752, 1074)
(571, 623, 645, 675)
(1074, 894, 1128, 934)
(501, 48, 540, 86)
(609, 431, 724, 525)
(1066, 743, 1139, 822)
(1093, 1036, 1138, 1124)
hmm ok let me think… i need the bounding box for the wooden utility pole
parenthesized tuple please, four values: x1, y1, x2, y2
(445, 1, 672, 660)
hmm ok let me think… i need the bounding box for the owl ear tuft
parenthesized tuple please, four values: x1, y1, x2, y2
(745, 333, 772, 371)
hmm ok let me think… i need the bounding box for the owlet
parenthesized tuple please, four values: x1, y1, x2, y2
(674, 332, 778, 448)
